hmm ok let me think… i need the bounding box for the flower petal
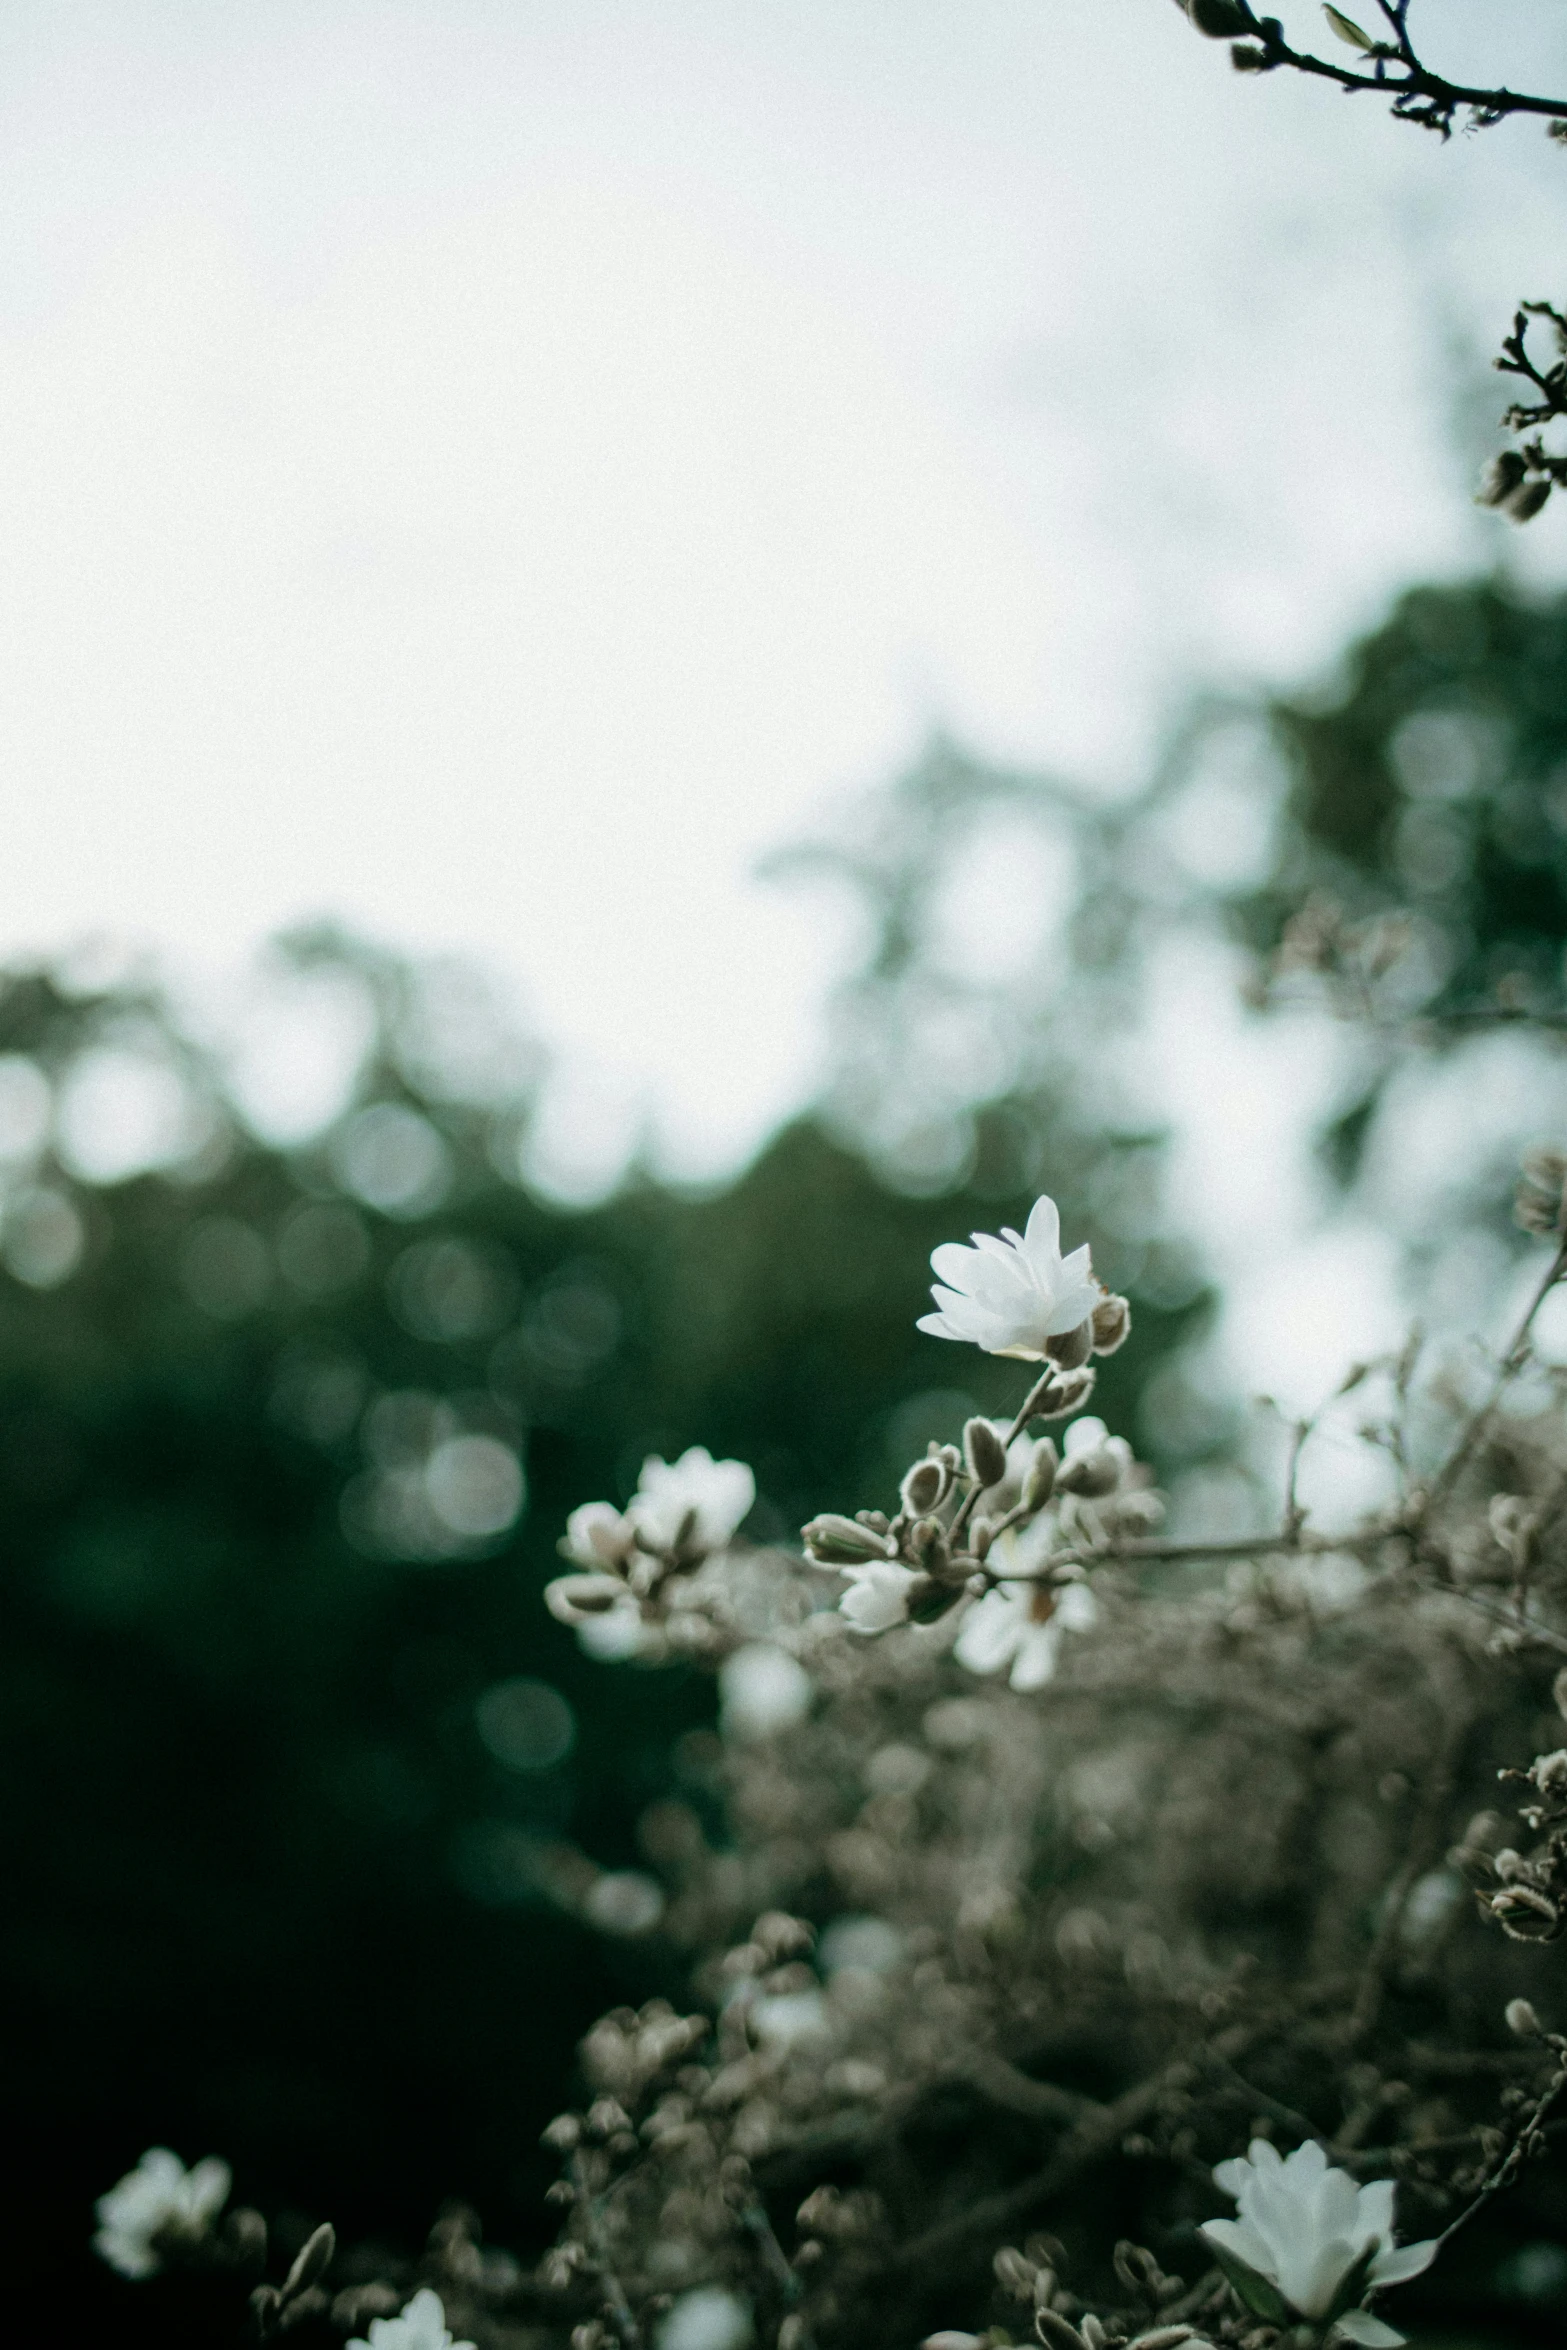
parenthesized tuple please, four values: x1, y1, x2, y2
(1368, 2239, 1438, 2288)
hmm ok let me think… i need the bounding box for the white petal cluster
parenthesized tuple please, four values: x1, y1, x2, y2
(628, 1447, 756, 1552)
(93, 2146, 231, 2279)
(917, 1196, 1099, 1360)
(839, 1559, 924, 1633)
(559, 1450, 755, 1569)
(954, 1560, 1098, 1691)
(547, 1447, 756, 1652)
(1201, 2139, 1437, 2344)
(349, 2287, 475, 2350)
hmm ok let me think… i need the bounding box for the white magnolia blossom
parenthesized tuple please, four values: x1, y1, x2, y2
(629, 1446, 755, 1551)
(349, 2286, 476, 2350)
(954, 1566, 1098, 1691)
(839, 1559, 923, 1633)
(1201, 2139, 1438, 2346)
(917, 1195, 1099, 1359)
(562, 1451, 755, 1568)
(93, 2146, 231, 2279)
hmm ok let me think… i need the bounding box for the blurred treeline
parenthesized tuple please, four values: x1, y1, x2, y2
(13, 572, 1567, 2338)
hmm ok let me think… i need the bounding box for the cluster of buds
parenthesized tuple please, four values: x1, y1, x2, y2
(1477, 448, 1555, 525)
(1259, 896, 1414, 1010)
(925, 2237, 1212, 2350)
(1479, 1737, 1567, 1944)
(546, 1448, 757, 1658)
(1460, 1672, 1567, 1943)
(1514, 1146, 1567, 1239)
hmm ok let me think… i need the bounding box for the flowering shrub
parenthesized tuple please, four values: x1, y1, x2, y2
(94, 1174, 1567, 2349)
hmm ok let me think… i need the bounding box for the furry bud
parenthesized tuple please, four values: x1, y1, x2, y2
(1554, 1665, 1567, 1720)
(1022, 1439, 1059, 1511)
(1091, 1293, 1131, 1355)
(964, 1417, 1009, 1489)
(1045, 1318, 1094, 1370)
(1506, 1998, 1541, 2039)
(994, 2247, 1036, 2297)
(803, 1513, 893, 1563)
(901, 1458, 948, 1517)
(1036, 1367, 1096, 1420)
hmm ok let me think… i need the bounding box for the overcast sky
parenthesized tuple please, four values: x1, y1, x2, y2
(3, 1, 1567, 1327)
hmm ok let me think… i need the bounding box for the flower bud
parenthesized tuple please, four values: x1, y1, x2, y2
(963, 1417, 1009, 1489)
(1057, 1447, 1121, 1500)
(1181, 0, 1251, 34)
(1506, 1997, 1541, 2040)
(1022, 1439, 1059, 1511)
(542, 2113, 583, 2150)
(545, 1573, 627, 1623)
(1554, 1665, 1567, 1720)
(994, 2247, 1036, 2297)
(1045, 1318, 1094, 1371)
(907, 1574, 965, 1624)
(922, 2336, 983, 2350)
(1478, 451, 1528, 508)
(1091, 1294, 1131, 1355)
(901, 1457, 949, 1516)
(802, 1513, 893, 1564)
(1230, 42, 1268, 69)
(1528, 1747, 1567, 1797)
(1036, 1367, 1096, 1420)
(1505, 476, 1553, 523)
(282, 2224, 336, 2302)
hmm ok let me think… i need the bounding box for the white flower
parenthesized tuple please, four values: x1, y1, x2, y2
(628, 1447, 755, 1553)
(954, 1555, 1098, 1690)
(1201, 2138, 1437, 2344)
(562, 1499, 635, 1569)
(720, 1643, 814, 1739)
(839, 1559, 922, 1632)
(93, 2146, 231, 2279)
(349, 2285, 476, 2350)
(917, 1196, 1099, 1360)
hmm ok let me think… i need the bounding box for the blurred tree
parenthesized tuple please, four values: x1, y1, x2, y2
(0, 780, 1206, 2334)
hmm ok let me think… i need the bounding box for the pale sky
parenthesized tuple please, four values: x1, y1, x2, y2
(3, 0, 1567, 1357)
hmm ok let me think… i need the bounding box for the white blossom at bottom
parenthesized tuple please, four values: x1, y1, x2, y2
(349, 2286, 475, 2350)
(93, 2147, 231, 2279)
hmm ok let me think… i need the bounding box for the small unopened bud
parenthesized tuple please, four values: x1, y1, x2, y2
(1045, 1318, 1094, 1370)
(1478, 450, 1529, 508)
(1091, 1294, 1131, 1355)
(1553, 1665, 1567, 1720)
(1022, 1439, 1059, 1511)
(1505, 476, 1553, 523)
(1057, 1447, 1120, 1500)
(964, 1417, 1009, 1489)
(587, 2097, 633, 2138)
(542, 2113, 583, 2151)
(802, 1513, 892, 1564)
(1230, 40, 1267, 68)
(1180, 0, 1251, 34)
(545, 1574, 627, 1622)
(907, 1574, 964, 1624)
(1036, 1368, 1096, 1420)
(223, 2208, 268, 2268)
(1528, 1747, 1567, 1797)
(282, 2223, 335, 2302)
(796, 2187, 839, 2231)
(921, 2335, 982, 2350)
(994, 2247, 1036, 2297)
(901, 1458, 947, 1516)
(1506, 1997, 1541, 2040)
